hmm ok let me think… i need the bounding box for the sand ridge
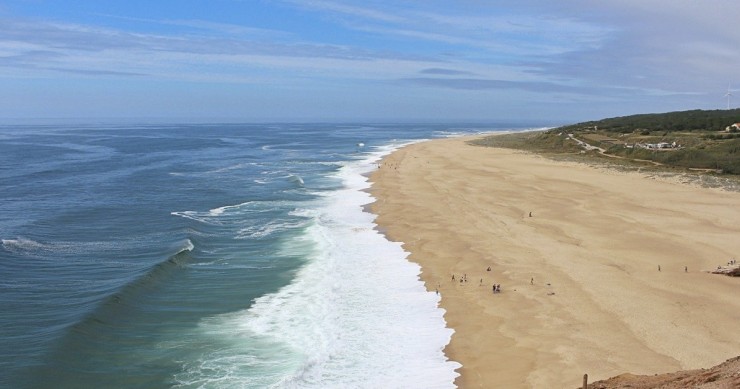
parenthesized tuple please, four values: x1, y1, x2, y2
(369, 136, 740, 388)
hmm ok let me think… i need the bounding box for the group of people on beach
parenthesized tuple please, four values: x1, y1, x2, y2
(450, 267, 502, 294)
(378, 162, 400, 170)
(451, 273, 469, 283)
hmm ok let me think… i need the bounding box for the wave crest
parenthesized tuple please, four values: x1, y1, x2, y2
(1, 237, 47, 254)
(1, 237, 138, 257)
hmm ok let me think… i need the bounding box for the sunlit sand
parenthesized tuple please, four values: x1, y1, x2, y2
(370, 136, 740, 388)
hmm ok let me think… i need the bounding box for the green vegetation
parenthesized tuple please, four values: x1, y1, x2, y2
(557, 108, 740, 133)
(471, 109, 740, 175)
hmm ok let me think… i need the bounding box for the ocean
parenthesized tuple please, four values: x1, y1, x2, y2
(0, 123, 523, 388)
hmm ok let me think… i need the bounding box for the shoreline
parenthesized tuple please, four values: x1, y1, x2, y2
(368, 135, 740, 388)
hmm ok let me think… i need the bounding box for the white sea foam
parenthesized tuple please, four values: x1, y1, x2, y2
(172, 201, 286, 226)
(205, 163, 252, 174)
(1, 237, 47, 253)
(287, 174, 305, 186)
(179, 239, 195, 253)
(177, 140, 460, 388)
(208, 201, 254, 216)
(170, 210, 224, 226)
(236, 220, 308, 239)
(1, 236, 140, 256)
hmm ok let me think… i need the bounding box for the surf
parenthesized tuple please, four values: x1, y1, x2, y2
(173, 143, 460, 388)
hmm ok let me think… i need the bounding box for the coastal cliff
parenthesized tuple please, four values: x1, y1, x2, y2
(585, 356, 740, 388)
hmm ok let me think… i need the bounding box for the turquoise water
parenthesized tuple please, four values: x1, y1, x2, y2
(0, 123, 528, 388)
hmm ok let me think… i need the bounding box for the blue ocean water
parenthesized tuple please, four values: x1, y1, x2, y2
(0, 123, 525, 388)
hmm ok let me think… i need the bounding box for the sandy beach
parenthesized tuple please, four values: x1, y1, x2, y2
(369, 135, 740, 388)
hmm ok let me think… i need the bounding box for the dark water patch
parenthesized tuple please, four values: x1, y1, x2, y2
(20, 243, 196, 388)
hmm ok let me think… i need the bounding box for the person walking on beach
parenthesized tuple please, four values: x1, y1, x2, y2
(658, 265, 661, 272)
(530, 277, 534, 285)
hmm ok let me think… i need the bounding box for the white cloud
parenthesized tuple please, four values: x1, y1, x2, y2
(278, 0, 408, 24)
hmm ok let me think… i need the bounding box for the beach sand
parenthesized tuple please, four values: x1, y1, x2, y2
(369, 136, 740, 388)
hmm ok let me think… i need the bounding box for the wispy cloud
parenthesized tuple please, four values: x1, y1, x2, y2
(402, 77, 593, 94)
(277, 0, 611, 57)
(0, 16, 440, 81)
(278, 0, 407, 24)
(521, 1, 740, 95)
(45, 67, 147, 76)
(95, 13, 293, 40)
(0, 49, 146, 77)
(420, 68, 476, 76)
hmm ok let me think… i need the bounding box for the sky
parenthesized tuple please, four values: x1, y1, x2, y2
(1, 0, 739, 124)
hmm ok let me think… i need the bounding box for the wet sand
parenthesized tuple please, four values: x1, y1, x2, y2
(369, 135, 740, 388)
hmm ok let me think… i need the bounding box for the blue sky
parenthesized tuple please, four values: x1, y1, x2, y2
(1, 0, 739, 123)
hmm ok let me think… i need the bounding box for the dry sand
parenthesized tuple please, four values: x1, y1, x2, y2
(368, 136, 740, 388)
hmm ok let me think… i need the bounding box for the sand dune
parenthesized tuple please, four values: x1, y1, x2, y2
(369, 136, 740, 388)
